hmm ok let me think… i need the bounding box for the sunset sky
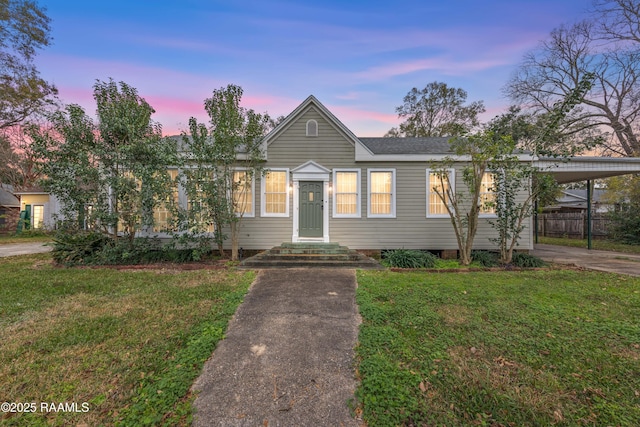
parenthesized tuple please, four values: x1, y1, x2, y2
(38, 0, 591, 136)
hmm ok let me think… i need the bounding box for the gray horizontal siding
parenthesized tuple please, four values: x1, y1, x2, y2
(227, 106, 533, 251)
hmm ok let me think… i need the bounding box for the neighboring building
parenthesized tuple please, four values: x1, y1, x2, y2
(31, 95, 640, 252)
(544, 189, 611, 213)
(0, 184, 20, 234)
(14, 188, 59, 230)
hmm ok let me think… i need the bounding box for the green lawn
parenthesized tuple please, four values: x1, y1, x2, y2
(538, 236, 640, 254)
(0, 254, 254, 426)
(0, 234, 52, 245)
(4, 254, 640, 426)
(355, 270, 640, 427)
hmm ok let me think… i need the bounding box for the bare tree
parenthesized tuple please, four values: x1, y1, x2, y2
(593, 0, 640, 44)
(506, 17, 640, 156)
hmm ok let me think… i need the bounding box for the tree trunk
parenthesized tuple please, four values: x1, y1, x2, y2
(230, 222, 239, 261)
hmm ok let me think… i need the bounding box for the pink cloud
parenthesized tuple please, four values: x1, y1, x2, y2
(354, 56, 511, 82)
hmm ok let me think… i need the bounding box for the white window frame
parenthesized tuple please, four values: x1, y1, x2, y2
(479, 171, 498, 218)
(32, 204, 44, 229)
(367, 168, 396, 218)
(332, 168, 361, 218)
(233, 168, 255, 218)
(306, 119, 318, 137)
(426, 168, 455, 218)
(261, 168, 290, 217)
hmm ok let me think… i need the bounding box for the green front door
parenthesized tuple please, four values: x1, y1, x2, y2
(299, 181, 323, 237)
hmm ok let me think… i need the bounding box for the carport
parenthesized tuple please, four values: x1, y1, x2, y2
(536, 156, 640, 248)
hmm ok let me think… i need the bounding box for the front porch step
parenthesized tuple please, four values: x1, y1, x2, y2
(239, 243, 383, 269)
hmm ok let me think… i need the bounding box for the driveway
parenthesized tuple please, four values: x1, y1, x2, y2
(192, 268, 361, 427)
(532, 244, 640, 277)
(0, 242, 52, 257)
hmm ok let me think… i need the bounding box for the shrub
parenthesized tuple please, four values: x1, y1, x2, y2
(608, 208, 640, 245)
(471, 250, 499, 267)
(52, 232, 212, 266)
(511, 252, 545, 268)
(52, 231, 111, 266)
(382, 249, 438, 269)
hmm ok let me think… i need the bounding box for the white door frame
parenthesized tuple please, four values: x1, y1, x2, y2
(291, 161, 330, 243)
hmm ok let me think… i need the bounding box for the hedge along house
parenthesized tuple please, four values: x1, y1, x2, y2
(210, 95, 640, 255)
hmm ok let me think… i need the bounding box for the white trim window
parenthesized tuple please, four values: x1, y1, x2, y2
(333, 169, 361, 218)
(479, 172, 496, 216)
(367, 169, 396, 218)
(185, 169, 215, 232)
(426, 169, 455, 218)
(306, 119, 318, 137)
(32, 205, 44, 229)
(233, 169, 255, 217)
(153, 168, 180, 232)
(261, 169, 289, 217)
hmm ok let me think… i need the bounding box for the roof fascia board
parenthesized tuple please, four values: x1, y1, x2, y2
(355, 151, 536, 162)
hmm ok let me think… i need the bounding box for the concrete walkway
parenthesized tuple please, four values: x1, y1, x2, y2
(192, 268, 361, 427)
(532, 244, 640, 277)
(0, 242, 52, 257)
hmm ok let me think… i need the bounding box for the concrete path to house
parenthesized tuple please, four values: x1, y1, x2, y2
(0, 242, 52, 258)
(532, 244, 640, 277)
(192, 268, 362, 427)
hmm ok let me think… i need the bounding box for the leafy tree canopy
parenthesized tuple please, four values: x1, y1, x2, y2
(0, 0, 57, 130)
(386, 81, 485, 138)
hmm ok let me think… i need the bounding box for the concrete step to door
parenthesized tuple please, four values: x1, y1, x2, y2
(239, 243, 383, 269)
(254, 253, 363, 261)
(279, 242, 341, 249)
(239, 258, 383, 269)
(268, 247, 352, 255)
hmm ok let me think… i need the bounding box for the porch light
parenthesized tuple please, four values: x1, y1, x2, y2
(289, 182, 293, 193)
(329, 181, 333, 193)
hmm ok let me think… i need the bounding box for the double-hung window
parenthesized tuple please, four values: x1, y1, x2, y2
(233, 170, 254, 217)
(479, 172, 496, 216)
(333, 169, 361, 218)
(153, 169, 179, 232)
(262, 169, 289, 217)
(426, 169, 454, 217)
(32, 205, 44, 229)
(185, 170, 215, 232)
(367, 169, 396, 218)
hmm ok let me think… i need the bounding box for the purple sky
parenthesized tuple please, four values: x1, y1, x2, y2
(38, 0, 591, 136)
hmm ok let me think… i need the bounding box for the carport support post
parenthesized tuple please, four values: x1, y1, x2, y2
(587, 179, 592, 250)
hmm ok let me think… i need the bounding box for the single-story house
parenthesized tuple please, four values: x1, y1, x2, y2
(0, 184, 20, 234)
(179, 96, 640, 252)
(38, 95, 640, 253)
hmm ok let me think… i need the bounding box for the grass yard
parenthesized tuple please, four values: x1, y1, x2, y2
(538, 236, 640, 254)
(0, 254, 254, 426)
(0, 234, 52, 245)
(356, 270, 640, 427)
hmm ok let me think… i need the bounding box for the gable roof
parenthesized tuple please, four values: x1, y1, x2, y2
(261, 95, 361, 148)
(0, 185, 20, 208)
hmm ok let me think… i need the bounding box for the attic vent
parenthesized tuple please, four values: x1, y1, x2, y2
(306, 120, 318, 137)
